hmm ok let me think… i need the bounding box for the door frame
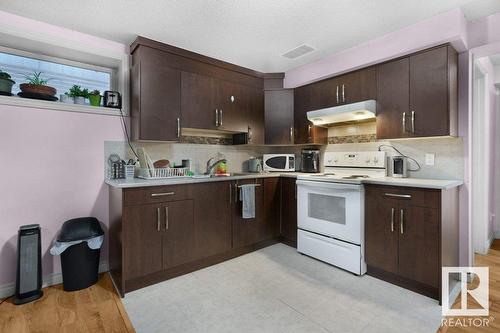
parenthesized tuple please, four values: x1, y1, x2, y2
(469, 41, 500, 260)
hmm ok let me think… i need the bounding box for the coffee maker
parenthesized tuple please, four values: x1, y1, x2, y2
(301, 149, 320, 173)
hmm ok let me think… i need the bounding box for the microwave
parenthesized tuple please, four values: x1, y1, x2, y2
(263, 154, 295, 172)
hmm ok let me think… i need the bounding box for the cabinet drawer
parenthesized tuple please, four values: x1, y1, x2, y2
(365, 185, 440, 209)
(123, 185, 193, 206)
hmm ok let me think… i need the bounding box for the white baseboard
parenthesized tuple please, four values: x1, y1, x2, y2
(449, 278, 462, 305)
(495, 231, 500, 239)
(0, 261, 108, 299)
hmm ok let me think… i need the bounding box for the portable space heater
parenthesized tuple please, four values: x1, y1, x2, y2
(13, 224, 43, 305)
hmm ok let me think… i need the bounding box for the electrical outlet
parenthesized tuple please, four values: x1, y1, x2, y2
(425, 153, 435, 166)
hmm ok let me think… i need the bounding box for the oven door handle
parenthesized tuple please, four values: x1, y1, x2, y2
(296, 180, 362, 191)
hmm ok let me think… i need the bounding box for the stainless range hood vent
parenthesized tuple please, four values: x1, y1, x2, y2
(307, 100, 376, 126)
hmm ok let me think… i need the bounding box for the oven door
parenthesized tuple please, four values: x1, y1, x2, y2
(296, 180, 364, 245)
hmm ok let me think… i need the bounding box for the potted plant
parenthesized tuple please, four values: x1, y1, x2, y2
(0, 70, 15, 95)
(60, 92, 72, 103)
(88, 90, 101, 107)
(20, 72, 56, 96)
(68, 85, 89, 104)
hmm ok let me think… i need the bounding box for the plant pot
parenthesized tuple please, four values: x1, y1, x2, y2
(74, 96, 86, 105)
(0, 77, 15, 95)
(19, 83, 56, 96)
(60, 94, 73, 103)
(88, 95, 101, 107)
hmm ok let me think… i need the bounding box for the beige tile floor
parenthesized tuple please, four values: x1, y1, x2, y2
(123, 244, 441, 333)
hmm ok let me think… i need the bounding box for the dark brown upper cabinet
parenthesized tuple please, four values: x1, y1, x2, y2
(181, 72, 219, 130)
(294, 84, 328, 145)
(265, 89, 295, 144)
(376, 45, 457, 139)
(130, 37, 264, 142)
(310, 67, 377, 109)
(131, 61, 181, 141)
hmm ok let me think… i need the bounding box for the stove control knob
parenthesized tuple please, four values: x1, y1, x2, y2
(365, 158, 371, 164)
(327, 159, 333, 164)
(373, 157, 379, 164)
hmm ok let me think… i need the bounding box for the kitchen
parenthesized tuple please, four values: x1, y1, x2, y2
(0, 1, 499, 333)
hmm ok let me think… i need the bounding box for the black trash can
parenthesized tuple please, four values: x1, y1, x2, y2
(57, 217, 104, 291)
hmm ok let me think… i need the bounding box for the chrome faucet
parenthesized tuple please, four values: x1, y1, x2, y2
(205, 158, 227, 175)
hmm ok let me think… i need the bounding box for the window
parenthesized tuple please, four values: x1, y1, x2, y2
(0, 50, 112, 97)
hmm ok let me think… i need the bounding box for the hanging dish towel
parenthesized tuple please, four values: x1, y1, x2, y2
(240, 184, 256, 219)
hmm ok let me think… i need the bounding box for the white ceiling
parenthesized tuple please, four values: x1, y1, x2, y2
(490, 54, 500, 66)
(2, 0, 500, 72)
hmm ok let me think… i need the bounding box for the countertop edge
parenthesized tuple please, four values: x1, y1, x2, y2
(105, 174, 463, 190)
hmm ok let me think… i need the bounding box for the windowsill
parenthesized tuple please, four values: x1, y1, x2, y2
(0, 95, 125, 117)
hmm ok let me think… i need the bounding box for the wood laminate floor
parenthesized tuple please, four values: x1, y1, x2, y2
(438, 239, 500, 333)
(0, 273, 134, 333)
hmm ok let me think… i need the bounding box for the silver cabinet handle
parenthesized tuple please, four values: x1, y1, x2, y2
(411, 110, 415, 133)
(157, 207, 161, 231)
(400, 209, 404, 234)
(219, 109, 223, 126)
(165, 206, 169, 230)
(237, 184, 261, 188)
(384, 193, 412, 199)
(336, 86, 339, 104)
(234, 183, 238, 202)
(342, 84, 345, 103)
(247, 126, 253, 143)
(176, 117, 181, 138)
(402, 112, 406, 133)
(151, 192, 175, 197)
(215, 109, 219, 127)
(307, 124, 312, 141)
(229, 182, 232, 205)
(289, 127, 294, 143)
(390, 208, 395, 232)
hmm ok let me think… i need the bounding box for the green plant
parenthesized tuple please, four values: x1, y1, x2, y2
(23, 72, 51, 86)
(68, 85, 90, 98)
(89, 89, 100, 96)
(0, 70, 14, 82)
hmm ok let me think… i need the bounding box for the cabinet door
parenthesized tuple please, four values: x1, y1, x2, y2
(123, 203, 163, 280)
(247, 88, 265, 145)
(265, 89, 294, 144)
(376, 58, 410, 139)
(409, 46, 449, 137)
(342, 67, 377, 104)
(293, 85, 328, 145)
(232, 179, 264, 248)
(280, 178, 297, 246)
(364, 187, 399, 274)
(163, 200, 195, 269)
(218, 80, 249, 132)
(262, 178, 281, 241)
(397, 204, 440, 288)
(134, 62, 181, 141)
(181, 72, 218, 130)
(193, 182, 232, 259)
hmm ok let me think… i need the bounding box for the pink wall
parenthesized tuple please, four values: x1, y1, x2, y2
(284, 8, 468, 88)
(467, 12, 500, 49)
(0, 106, 125, 286)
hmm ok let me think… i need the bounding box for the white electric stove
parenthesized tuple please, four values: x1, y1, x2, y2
(296, 151, 386, 275)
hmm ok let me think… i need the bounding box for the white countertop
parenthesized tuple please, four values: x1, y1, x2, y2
(105, 172, 306, 188)
(361, 177, 463, 190)
(105, 173, 463, 190)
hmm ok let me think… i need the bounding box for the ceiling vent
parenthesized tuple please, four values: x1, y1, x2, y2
(281, 44, 315, 59)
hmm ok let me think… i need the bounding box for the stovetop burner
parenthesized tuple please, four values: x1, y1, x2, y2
(342, 175, 370, 179)
(314, 173, 336, 177)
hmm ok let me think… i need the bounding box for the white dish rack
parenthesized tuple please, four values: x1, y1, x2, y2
(138, 167, 190, 179)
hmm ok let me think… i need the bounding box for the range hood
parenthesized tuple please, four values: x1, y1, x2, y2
(307, 100, 376, 126)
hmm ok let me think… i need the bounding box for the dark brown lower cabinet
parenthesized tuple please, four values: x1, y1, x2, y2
(280, 177, 297, 247)
(109, 178, 285, 297)
(193, 182, 232, 259)
(365, 185, 459, 302)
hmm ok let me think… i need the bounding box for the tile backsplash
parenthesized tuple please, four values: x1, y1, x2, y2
(105, 122, 463, 181)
